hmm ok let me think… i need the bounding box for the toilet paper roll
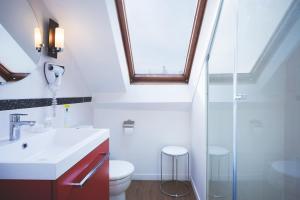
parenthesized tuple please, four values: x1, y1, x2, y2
(123, 127, 134, 135)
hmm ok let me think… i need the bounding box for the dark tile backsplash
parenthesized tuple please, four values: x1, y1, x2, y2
(0, 97, 92, 111)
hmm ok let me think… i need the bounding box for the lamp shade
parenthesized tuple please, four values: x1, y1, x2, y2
(34, 27, 42, 48)
(55, 27, 64, 49)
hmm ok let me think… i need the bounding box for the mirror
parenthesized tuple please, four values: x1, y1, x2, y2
(0, 0, 41, 84)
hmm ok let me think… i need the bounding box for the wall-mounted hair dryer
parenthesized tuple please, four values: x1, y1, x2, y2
(44, 62, 65, 118)
(44, 62, 65, 92)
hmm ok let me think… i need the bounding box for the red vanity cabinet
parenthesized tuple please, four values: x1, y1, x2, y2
(0, 180, 53, 200)
(54, 139, 109, 200)
(0, 139, 109, 200)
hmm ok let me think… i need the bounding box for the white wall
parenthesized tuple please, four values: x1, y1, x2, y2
(188, 0, 223, 199)
(0, 0, 93, 139)
(42, 0, 127, 93)
(93, 108, 190, 180)
(93, 84, 192, 110)
(190, 65, 207, 200)
(0, 103, 92, 139)
(189, 0, 223, 94)
(284, 43, 300, 161)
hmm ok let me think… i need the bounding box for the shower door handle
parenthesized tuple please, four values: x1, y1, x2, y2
(235, 94, 248, 101)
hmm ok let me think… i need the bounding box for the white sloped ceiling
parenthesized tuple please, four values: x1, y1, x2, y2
(42, 0, 126, 93)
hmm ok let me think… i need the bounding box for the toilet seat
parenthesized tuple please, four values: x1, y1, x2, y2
(110, 160, 134, 181)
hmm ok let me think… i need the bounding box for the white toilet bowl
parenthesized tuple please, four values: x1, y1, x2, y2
(109, 160, 134, 200)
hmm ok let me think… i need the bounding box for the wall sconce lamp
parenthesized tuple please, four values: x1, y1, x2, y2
(54, 27, 64, 52)
(48, 19, 64, 58)
(34, 27, 44, 52)
(34, 19, 64, 59)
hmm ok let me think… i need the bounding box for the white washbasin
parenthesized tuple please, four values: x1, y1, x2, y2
(272, 160, 300, 178)
(0, 127, 109, 180)
(268, 160, 300, 198)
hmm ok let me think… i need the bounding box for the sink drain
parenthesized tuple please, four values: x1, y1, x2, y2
(22, 143, 28, 149)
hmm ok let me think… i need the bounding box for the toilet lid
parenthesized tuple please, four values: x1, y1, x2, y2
(109, 160, 134, 181)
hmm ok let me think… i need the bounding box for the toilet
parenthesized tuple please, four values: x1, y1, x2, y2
(109, 160, 135, 200)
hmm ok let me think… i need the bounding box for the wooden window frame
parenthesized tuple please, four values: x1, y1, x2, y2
(115, 0, 207, 83)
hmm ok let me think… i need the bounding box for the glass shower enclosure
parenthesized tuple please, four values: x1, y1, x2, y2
(207, 0, 300, 200)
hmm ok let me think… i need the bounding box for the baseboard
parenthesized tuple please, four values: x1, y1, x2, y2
(191, 177, 201, 200)
(132, 174, 159, 180)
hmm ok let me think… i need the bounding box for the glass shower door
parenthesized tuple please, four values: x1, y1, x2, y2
(207, 0, 235, 199)
(236, 0, 300, 200)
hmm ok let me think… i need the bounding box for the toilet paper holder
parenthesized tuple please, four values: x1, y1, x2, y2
(123, 120, 135, 128)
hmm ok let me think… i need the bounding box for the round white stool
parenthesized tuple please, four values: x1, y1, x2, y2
(160, 146, 190, 197)
(208, 146, 230, 199)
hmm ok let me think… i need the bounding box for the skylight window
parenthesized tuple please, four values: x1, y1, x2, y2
(116, 0, 207, 83)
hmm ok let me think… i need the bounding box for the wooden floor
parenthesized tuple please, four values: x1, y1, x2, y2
(126, 180, 197, 200)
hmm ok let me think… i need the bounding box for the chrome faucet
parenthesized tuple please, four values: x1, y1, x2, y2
(9, 114, 36, 141)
